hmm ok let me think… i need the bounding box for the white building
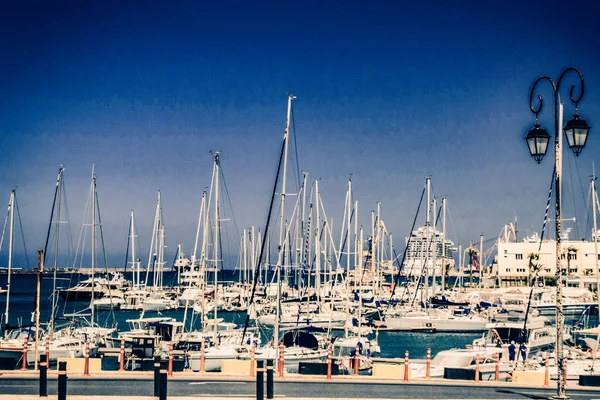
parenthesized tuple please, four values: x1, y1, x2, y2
(496, 232, 600, 287)
(402, 226, 456, 277)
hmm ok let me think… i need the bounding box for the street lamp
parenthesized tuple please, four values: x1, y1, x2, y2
(524, 67, 591, 400)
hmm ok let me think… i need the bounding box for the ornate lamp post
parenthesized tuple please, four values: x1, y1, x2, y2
(524, 67, 591, 399)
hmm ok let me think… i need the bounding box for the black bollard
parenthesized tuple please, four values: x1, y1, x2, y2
(159, 361, 168, 400)
(266, 359, 274, 399)
(154, 355, 161, 397)
(256, 360, 264, 400)
(39, 354, 47, 397)
(58, 361, 67, 400)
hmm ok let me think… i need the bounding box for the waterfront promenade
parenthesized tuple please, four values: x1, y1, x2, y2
(2, 369, 600, 399)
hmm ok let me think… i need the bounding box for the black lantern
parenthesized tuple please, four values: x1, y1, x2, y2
(563, 111, 591, 156)
(525, 123, 550, 163)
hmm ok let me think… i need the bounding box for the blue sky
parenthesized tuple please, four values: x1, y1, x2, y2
(1, 0, 600, 269)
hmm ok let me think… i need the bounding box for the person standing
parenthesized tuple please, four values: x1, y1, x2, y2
(508, 341, 516, 362)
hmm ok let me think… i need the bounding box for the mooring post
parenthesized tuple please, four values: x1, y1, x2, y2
(544, 354, 549, 387)
(154, 355, 161, 397)
(256, 360, 264, 400)
(353, 344, 359, 376)
(200, 340, 205, 373)
(159, 361, 168, 400)
(403, 350, 409, 382)
(278, 342, 284, 378)
(168, 343, 174, 377)
(474, 353, 480, 384)
(20, 338, 27, 371)
(58, 361, 67, 400)
(494, 352, 499, 382)
(266, 359, 274, 399)
(118, 338, 125, 372)
(83, 340, 90, 377)
(426, 348, 431, 379)
(45, 335, 50, 370)
(326, 345, 332, 380)
(39, 354, 47, 397)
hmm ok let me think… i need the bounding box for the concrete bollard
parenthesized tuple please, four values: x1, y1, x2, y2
(403, 350, 409, 382)
(118, 338, 125, 372)
(354, 344, 359, 376)
(426, 348, 431, 379)
(154, 355, 161, 397)
(326, 345, 332, 380)
(200, 340, 205, 373)
(168, 343, 174, 377)
(544, 354, 549, 387)
(250, 343, 255, 377)
(83, 341, 90, 377)
(45, 335, 50, 370)
(159, 361, 168, 400)
(474, 354, 480, 384)
(58, 361, 67, 400)
(39, 354, 48, 397)
(20, 338, 28, 371)
(278, 342, 285, 378)
(494, 352, 499, 382)
(256, 360, 264, 400)
(266, 359, 274, 399)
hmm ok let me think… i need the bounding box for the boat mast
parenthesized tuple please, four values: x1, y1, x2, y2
(431, 198, 437, 297)
(213, 152, 220, 343)
(424, 177, 431, 304)
(274, 94, 294, 348)
(2, 189, 15, 334)
(91, 174, 96, 327)
(441, 197, 447, 293)
(591, 172, 600, 371)
(129, 211, 138, 287)
(50, 167, 64, 339)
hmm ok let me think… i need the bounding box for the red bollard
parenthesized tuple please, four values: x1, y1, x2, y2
(83, 341, 90, 377)
(353, 344, 359, 376)
(250, 343, 255, 377)
(326, 345, 332, 380)
(403, 350, 409, 382)
(564, 355, 568, 387)
(494, 352, 499, 382)
(118, 338, 125, 372)
(544, 355, 549, 387)
(45, 335, 50, 370)
(426, 348, 431, 379)
(168, 343, 174, 377)
(474, 353, 480, 384)
(20, 339, 27, 371)
(278, 342, 285, 378)
(200, 340, 205, 373)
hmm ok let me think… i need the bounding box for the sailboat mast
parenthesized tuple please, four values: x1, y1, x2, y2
(274, 95, 294, 348)
(213, 152, 220, 342)
(432, 198, 437, 296)
(441, 197, 447, 293)
(3, 190, 15, 332)
(50, 167, 64, 339)
(130, 211, 137, 287)
(91, 175, 96, 326)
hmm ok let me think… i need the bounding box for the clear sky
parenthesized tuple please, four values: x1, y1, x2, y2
(1, 0, 600, 269)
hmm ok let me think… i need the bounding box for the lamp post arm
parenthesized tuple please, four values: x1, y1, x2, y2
(556, 67, 585, 105)
(529, 76, 556, 115)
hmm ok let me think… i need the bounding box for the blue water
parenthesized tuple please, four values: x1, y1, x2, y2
(1, 271, 592, 359)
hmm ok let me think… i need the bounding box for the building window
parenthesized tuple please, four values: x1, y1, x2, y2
(515, 254, 523, 260)
(568, 253, 577, 260)
(504, 250, 507, 255)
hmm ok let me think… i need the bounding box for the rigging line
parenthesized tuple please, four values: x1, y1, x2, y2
(519, 166, 555, 349)
(573, 156, 588, 239)
(0, 197, 9, 251)
(94, 179, 117, 326)
(566, 152, 580, 239)
(61, 178, 75, 267)
(390, 186, 426, 302)
(291, 101, 301, 193)
(14, 193, 31, 270)
(410, 204, 443, 307)
(43, 169, 61, 259)
(218, 160, 241, 241)
(240, 132, 287, 346)
(124, 214, 132, 273)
